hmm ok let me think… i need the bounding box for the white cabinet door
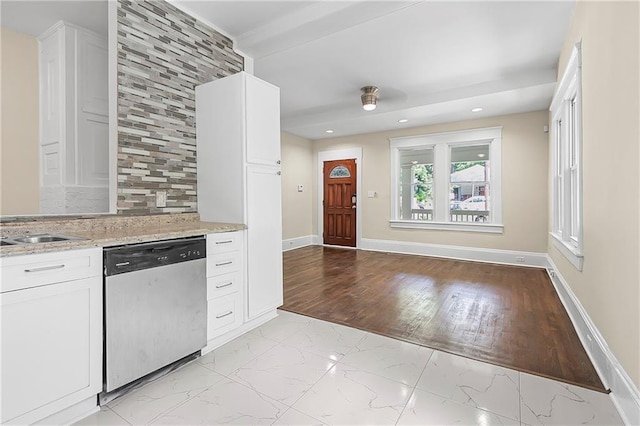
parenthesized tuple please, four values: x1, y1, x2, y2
(0, 276, 102, 424)
(245, 75, 281, 167)
(246, 166, 283, 319)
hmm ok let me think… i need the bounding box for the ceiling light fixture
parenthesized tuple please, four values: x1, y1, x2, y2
(471, 107, 483, 113)
(477, 153, 486, 158)
(398, 119, 409, 123)
(361, 86, 379, 111)
(325, 129, 334, 133)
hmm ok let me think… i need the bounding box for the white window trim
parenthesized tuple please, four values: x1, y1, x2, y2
(551, 232, 583, 270)
(389, 220, 504, 233)
(550, 42, 583, 270)
(389, 127, 503, 233)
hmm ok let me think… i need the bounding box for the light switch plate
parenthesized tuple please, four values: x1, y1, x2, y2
(367, 190, 377, 198)
(156, 191, 167, 207)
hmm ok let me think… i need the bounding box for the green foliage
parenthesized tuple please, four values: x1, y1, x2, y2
(451, 161, 485, 173)
(413, 164, 433, 203)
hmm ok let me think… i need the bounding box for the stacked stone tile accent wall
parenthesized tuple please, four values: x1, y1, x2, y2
(117, 0, 243, 214)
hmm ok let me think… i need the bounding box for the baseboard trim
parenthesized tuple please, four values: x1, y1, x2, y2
(546, 256, 640, 426)
(359, 238, 548, 268)
(282, 235, 316, 252)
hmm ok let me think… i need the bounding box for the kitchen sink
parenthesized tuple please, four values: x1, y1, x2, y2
(1, 234, 87, 245)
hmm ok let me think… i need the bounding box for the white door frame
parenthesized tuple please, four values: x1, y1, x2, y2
(317, 148, 363, 248)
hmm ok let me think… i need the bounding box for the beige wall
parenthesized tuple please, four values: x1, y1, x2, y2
(550, 1, 640, 388)
(311, 110, 549, 253)
(0, 27, 40, 215)
(281, 132, 314, 240)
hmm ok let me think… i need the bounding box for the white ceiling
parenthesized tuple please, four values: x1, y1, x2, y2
(0, 1, 108, 37)
(174, 0, 574, 140)
(2, 1, 574, 141)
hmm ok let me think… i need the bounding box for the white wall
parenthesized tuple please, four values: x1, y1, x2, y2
(311, 110, 549, 253)
(281, 132, 314, 240)
(550, 0, 640, 389)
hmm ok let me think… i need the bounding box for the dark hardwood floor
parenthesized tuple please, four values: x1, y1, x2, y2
(282, 246, 605, 392)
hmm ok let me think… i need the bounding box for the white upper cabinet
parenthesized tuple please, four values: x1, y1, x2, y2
(196, 71, 282, 224)
(245, 75, 281, 166)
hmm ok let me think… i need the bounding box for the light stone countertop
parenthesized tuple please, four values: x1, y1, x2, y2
(0, 213, 246, 257)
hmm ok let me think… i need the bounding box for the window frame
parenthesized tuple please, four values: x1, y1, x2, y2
(398, 147, 435, 221)
(389, 126, 503, 233)
(550, 42, 583, 270)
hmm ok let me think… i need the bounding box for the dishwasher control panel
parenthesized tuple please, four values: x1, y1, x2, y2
(104, 237, 206, 276)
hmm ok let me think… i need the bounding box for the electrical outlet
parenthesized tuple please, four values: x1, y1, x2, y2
(156, 191, 167, 208)
(515, 256, 525, 263)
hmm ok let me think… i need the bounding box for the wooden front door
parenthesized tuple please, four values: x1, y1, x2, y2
(323, 159, 357, 247)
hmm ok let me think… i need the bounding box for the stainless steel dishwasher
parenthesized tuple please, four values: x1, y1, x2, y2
(102, 236, 206, 400)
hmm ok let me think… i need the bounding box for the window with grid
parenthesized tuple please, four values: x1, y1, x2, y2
(390, 127, 503, 233)
(450, 145, 491, 223)
(398, 148, 434, 221)
(550, 42, 583, 270)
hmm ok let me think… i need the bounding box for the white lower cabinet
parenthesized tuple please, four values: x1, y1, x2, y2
(206, 232, 244, 342)
(0, 248, 103, 425)
(204, 229, 281, 353)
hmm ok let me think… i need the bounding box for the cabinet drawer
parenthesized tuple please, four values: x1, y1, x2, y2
(207, 232, 241, 254)
(207, 292, 242, 339)
(0, 248, 102, 293)
(207, 251, 241, 277)
(207, 272, 242, 299)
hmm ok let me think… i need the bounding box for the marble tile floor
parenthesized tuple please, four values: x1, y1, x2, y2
(76, 311, 623, 426)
